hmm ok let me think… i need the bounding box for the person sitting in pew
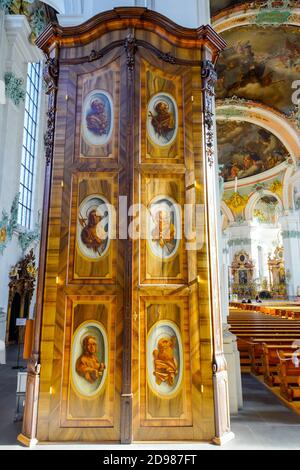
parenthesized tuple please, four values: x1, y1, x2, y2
(255, 295, 262, 303)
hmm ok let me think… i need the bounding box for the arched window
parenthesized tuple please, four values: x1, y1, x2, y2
(18, 62, 42, 229)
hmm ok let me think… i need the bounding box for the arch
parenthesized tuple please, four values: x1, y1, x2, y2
(283, 167, 300, 211)
(217, 102, 299, 165)
(212, 3, 300, 33)
(216, 101, 299, 192)
(245, 190, 283, 222)
(221, 200, 235, 224)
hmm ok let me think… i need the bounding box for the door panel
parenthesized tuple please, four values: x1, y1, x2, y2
(38, 56, 124, 442)
(74, 63, 120, 161)
(139, 297, 192, 427)
(69, 172, 118, 282)
(60, 296, 116, 428)
(132, 51, 214, 441)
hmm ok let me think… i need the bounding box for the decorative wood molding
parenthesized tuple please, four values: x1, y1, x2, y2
(60, 38, 203, 67)
(201, 60, 218, 167)
(124, 31, 137, 78)
(36, 7, 226, 56)
(44, 56, 59, 166)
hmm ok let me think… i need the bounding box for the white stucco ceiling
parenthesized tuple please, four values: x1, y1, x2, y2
(43, 0, 65, 14)
(41, 0, 210, 28)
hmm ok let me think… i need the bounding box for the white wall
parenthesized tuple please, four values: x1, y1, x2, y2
(56, 0, 211, 27)
(0, 15, 45, 342)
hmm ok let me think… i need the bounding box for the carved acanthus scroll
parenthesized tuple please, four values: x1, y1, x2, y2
(201, 60, 217, 167)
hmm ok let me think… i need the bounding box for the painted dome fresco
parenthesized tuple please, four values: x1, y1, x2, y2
(217, 120, 289, 182)
(216, 25, 300, 115)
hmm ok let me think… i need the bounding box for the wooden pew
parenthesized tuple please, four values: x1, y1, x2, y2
(278, 352, 300, 402)
(262, 344, 300, 387)
(238, 337, 299, 371)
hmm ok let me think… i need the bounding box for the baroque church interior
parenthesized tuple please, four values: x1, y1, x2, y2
(0, 0, 300, 451)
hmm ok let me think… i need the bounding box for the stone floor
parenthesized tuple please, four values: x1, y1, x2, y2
(1, 346, 300, 450)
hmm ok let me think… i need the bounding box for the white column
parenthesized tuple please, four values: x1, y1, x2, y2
(221, 231, 230, 323)
(280, 211, 300, 299)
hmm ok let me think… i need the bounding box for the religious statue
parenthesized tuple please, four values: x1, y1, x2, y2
(86, 98, 109, 137)
(153, 336, 178, 387)
(26, 262, 37, 278)
(149, 101, 175, 139)
(76, 335, 106, 384)
(79, 209, 107, 255)
(151, 209, 176, 255)
(9, 265, 20, 280)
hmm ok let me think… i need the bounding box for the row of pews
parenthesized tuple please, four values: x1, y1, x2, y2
(228, 307, 300, 403)
(230, 301, 300, 320)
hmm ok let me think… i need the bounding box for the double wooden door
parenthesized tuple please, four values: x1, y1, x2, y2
(37, 41, 215, 443)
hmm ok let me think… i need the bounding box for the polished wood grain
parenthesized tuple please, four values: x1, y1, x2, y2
(75, 62, 120, 159)
(69, 172, 118, 282)
(36, 8, 226, 55)
(21, 8, 230, 445)
(141, 61, 184, 162)
(132, 50, 215, 442)
(60, 296, 116, 428)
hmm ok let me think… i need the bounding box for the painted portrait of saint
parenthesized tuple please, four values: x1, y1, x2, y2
(82, 90, 113, 147)
(71, 321, 108, 398)
(147, 93, 178, 146)
(153, 336, 178, 387)
(76, 335, 106, 384)
(77, 196, 110, 260)
(86, 98, 109, 137)
(147, 320, 183, 397)
(148, 197, 180, 260)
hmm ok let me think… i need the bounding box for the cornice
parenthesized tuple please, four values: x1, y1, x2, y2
(212, 2, 300, 33)
(36, 7, 226, 54)
(5, 14, 43, 63)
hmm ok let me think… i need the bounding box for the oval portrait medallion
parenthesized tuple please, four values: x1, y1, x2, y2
(148, 196, 181, 260)
(71, 321, 108, 398)
(82, 90, 113, 147)
(77, 195, 111, 261)
(147, 320, 183, 398)
(147, 93, 178, 147)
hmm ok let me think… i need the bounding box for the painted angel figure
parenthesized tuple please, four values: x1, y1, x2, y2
(153, 336, 178, 387)
(79, 208, 108, 256)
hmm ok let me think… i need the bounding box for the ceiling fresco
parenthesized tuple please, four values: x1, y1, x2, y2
(253, 195, 281, 224)
(211, 0, 300, 16)
(217, 120, 289, 182)
(216, 25, 300, 114)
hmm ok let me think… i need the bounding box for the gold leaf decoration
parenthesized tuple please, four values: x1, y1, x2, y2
(269, 180, 283, 196)
(224, 192, 248, 213)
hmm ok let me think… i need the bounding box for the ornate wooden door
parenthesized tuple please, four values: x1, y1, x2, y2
(20, 8, 231, 446)
(36, 50, 128, 443)
(131, 50, 215, 441)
